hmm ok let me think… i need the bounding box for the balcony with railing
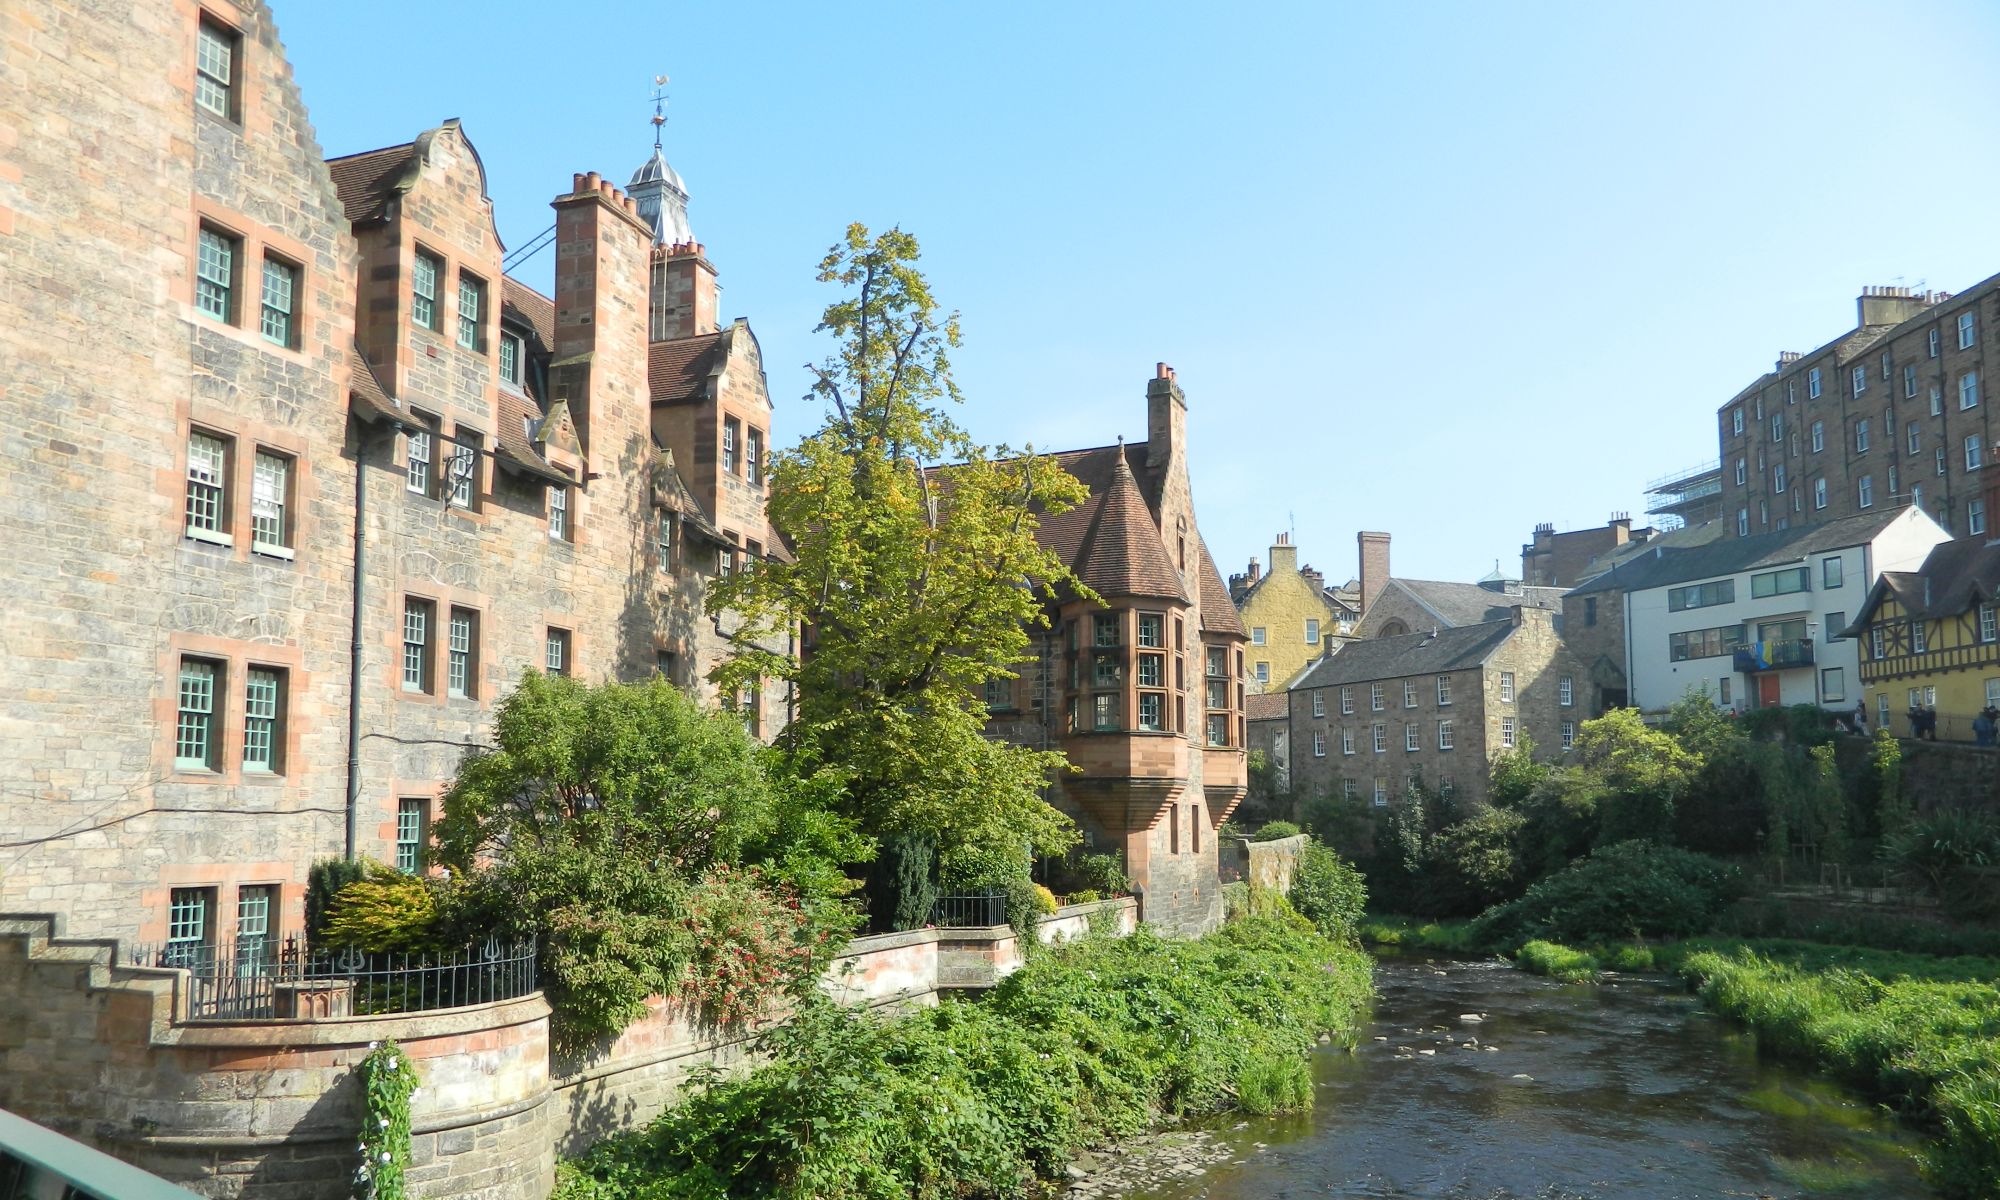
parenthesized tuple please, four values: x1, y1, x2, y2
(1734, 638, 1815, 673)
(125, 934, 537, 1021)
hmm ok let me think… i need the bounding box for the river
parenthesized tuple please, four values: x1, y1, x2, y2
(1119, 951, 1934, 1199)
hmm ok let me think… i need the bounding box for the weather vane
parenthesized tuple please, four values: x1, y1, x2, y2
(650, 74, 669, 150)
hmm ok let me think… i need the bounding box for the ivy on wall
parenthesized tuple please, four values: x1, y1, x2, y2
(354, 1040, 419, 1200)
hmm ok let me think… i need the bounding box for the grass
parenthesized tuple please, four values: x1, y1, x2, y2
(1357, 914, 1485, 952)
(1513, 939, 1601, 983)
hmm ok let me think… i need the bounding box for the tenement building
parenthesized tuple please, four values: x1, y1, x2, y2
(1229, 533, 1351, 689)
(981, 366, 1248, 936)
(0, 0, 782, 964)
(1284, 606, 1580, 809)
(1717, 282, 2000, 541)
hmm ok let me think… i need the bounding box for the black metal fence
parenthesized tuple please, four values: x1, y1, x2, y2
(931, 890, 1008, 928)
(125, 934, 537, 1021)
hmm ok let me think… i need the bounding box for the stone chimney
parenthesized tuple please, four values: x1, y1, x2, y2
(1146, 363, 1186, 483)
(1268, 533, 1298, 580)
(1856, 285, 1934, 329)
(650, 241, 720, 341)
(1245, 556, 1262, 585)
(1302, 565, 1324, 593)
(1357, 531, 1391, 615)
(553, 171, 654, 457)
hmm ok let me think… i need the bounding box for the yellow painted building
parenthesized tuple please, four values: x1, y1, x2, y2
(1848, 536, 2000, 740)
(1230, 535, 1348, 691)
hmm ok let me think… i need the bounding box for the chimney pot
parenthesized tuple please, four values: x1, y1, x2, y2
(572, 172, 587, 192)
(585, 171, 602, 191)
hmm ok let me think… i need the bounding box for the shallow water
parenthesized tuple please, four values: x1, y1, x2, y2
(1121, 952, 1933, 1199)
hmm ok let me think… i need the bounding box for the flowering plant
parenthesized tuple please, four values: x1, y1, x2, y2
(354, 1040, 419, 1200)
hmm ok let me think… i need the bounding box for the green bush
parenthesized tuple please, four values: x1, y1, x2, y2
(319, 861, 441, 953)
(1882, 810, 2000, 920)
(1254, 820, 1303, 841)
(1287, 842, 1367, 941)
(1071, 851, 1130, 895)
(1515, 940, 1599, 984)
(1473, 840, 1742, 948)
(305, 857, 366, 943)
(1420, 807, 1527, 917)
(556, 918, 1372, 1199)
(867, 831, 940, 933)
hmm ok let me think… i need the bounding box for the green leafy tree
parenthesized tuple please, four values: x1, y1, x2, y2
(1574, 708, 1702, 843)
(1488, 732, 1550, 809)
(710, 224, 1090, 873)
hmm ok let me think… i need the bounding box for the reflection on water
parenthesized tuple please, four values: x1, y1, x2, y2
(1122, 953, 1932, 1200)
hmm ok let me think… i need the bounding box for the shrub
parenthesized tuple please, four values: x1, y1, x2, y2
(1071, 851, 1130, 896)
(867, 831, 939, 933)
(305, 858, 366, 943)
(1474, 840, 1742, 948)
(1287, 842, 1367, 941)
(1254, 820, 1303, 841)
(1515, 940, 1599, 984)
(1065, 889, 1101, 905)
(1882, 811, 2000, 920)
(1419, 807, 1526, 917)
(320, 862, 440, 953)
(1236, 1051, 1314, 1115)
(680, 866, 836, 1027)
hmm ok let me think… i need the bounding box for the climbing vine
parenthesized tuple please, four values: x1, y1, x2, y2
(355, 1040, 419, 1200)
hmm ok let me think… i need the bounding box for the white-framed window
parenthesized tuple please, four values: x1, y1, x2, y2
(1436, 675, 1451, 705)
(405, 427, 433, 495)
(1963, 372, 1982, 411)
(447, 435, 478, 508)
(447, 607, 476, 699)
(1501, 717, 1517, 749)
(1372, 723, 1386, 753)
(1559, 676, 1574, 707)
(1808, 366, 1822, 398)
(1908, 424, 1921, 456)
(259, 256, 298, 348)
(1881, 352, 1893, 382)
(185, 430, 230, 542)
(1912, 483, 1924, 510)
(1870, 626, 1885, 660)
(412, 250, 442, 331)
(1760, 500, 1769, 528)
(1370, 683, 1384, 711)
(1971, 498, 1989, 537)
(1734, 457, 1747, 486)
(1989, 678, 2000, 709)
(500, 332, 523, 385)
(194, 17, 238, 119)
(165, 888, 213, 968)
(1373, 777, 1388, 807)
(250, 450, 290, 555)
(1738, 508, 1749, 536)
(242, 666, 283, 773)
(1561, 721, 1576, 751)
(235, 884, 275, 971)
(1731, 407, 1744, 435)
(1773, 464, 1787, 493)
(1313, 732, 1326, 758)
(1905, 364, 1918, 398)
(1771, 413, 1784, 441)
(722, 417, 740, 475)
(1960, 311, 1977, 350)
(457, 273, 484, 350)
(1852, 365, 1867, 396)
(1254, 661, 1270, 684)
(1305, 618, 1320, 645)
(747, 429, 765, 486)
(1499, 671, 1515, 703)
(1311, 691, 1325, 718)
(1980, 604, 1997, 644)
(1251, 626, 1266, 646)
(1967, 435, 1984, 472)
(1810, 421, 1824, 453)
(401, 598, 432, 692)
(1888, 465, 1900, 497)
(1341, 727, 1355, 755)
(1932, 385, 1946, 417)
(1930, 328, 1942, 358)
(1405, 722, 1419, 752)
(1858, 474, 1874, 508)
(1343, 779, 1357, 801)
(1912, 620, 1928, 654)
(196, 225, 236, 322)
(396, 798, 428, 873)
(1884, 406, 1896, 437)
(1438, 719, 1453, 750)
(1340, 686, 1354, 715)
(1855, 419, 1870, 453)
(545, 627, 571, 676)
(175, 657, 221, 771)
(1821, 667, 1845, 702)
(1402, 679, 1417, 708)
(1787, 379, 1797, 404)
(1879, 692, 1891, 727)
(548, 485, 570, 542)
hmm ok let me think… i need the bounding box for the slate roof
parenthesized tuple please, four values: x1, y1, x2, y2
(1380, 578, 1565, 627)
(326, 142, 418, 224)
(1568, 508, 1910, 597)
(1842, 537, 2000, 635)
(494, 392, 571, 486)
(501, 276, 555, 349)
(649, 332, 727, 404)
(1575, 519, 1729, 584)
(1065, 452, 1189, 603)
(1291, 620, 1520, 690)
(1246, 693, 1288, 721)
(1197, 540, 1246, 637)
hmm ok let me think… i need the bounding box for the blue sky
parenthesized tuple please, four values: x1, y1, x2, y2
(279, 1, 2000, 586)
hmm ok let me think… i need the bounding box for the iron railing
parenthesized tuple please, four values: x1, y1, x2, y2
(125, 934, 536, 1021)
(1734, 637, 1815, 672)
(931, 890, 1009, 928)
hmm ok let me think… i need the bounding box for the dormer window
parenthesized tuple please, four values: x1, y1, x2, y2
(195, 17, 239, 120)
(747, 429, 764, 486)
(722, 418, 740, 475)
(500, 332, 524, 385)
(412, 251, 442, 331)
(457, 273, 485, 351)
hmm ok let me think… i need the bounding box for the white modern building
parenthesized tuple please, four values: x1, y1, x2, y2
(1570, 507, 1949, 713)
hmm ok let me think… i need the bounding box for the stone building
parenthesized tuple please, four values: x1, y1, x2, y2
(980, 366, 1247, 936)
(1347, 531, 1565, 641)
(1521, 515, 1652, 588)
(1285, 606, 1581, 810)
(0, 0, 780, 959)
(1229, 533, 1350, 689)
(1716, 282, 2000, 542)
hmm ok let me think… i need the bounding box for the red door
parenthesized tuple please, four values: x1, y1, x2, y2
(1757, 675, 1781, 709)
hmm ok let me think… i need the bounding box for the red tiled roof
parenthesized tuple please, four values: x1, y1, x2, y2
(501, 276, 555, 348)
(1197, 540, 1247, 638)
(1246, 693, 1288, 721)
(1068, 450, 1188, 603)
(1031, 442, 1152, 567)
(494, 392, 570, 486)
(347, 349, 402, 424)
(649, 332, 726, 404)
(325, 142, 416, 224)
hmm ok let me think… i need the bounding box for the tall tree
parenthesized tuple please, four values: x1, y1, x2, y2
(710, 224, 1090, 873)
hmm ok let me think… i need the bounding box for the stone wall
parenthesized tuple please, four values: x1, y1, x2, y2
(1218, 834, 1307, 893)
(1834, 735, 2000, 814)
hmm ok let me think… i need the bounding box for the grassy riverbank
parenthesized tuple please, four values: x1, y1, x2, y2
(554, 914, 1372, 1200)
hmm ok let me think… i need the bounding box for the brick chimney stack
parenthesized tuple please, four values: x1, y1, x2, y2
(1145, 363, 1186, 481)
(1268, 534, 1299, 580)
(650, 241, 719, 341)
(1357, 531, 1391, 616)
(553, 170, 653, 458)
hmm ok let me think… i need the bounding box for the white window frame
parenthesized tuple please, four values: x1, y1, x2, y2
(1251, 626, 1266, 646)
(548, 485, 570, 541)
(412, 250, 441, 331)
(1971, 498, 1989, 537)
(447, 607, 475, 699)
(1403, 679, 1417, 708)
(1905, 364, 1918, 398)
(1960, 311, 1977, 350)
(1501, 716, 1517, 749)
(1437, 719, 1453, 751)
(175, 658, 220, 771)
(1820, 667, 1845, 702)
(194, 18, 236, 119)
(1341, 727, 1355, 755)
(405, 427, 433, 495)
(1340, 686, 1353, 715)
(242, 666, 281, 772)
(1499, 671, 1515, 703)
(402, 598, 432, 693)
(447, 435, 478, 508)
(545, 627, 571, 676)
(1980, 605, 1997, 645)
(500, 332, 523, 385)
(1312, 731, 1326, 758)
(1967, 435, 1984, 472)
(457, 273, 483, 351)
(1855, 419, 1870, 453)
(196, 225, 235, 322)
(185, 430, 231, 544)
(259, 255, 297, 347)
(1852, 365, 1867, 396)
(1405, 722, 1419, 752)
(1311, 691, 1325, 718)
(1559, 676, 1574, 707)
(1436, 675, 1451, 705)
(250, 449, 291, 556)
(1305, 618, 1320, 645)
(1858, 474, 1874, 509)
(1372, 723, 1386, 753)
(1963, 372, 1982, 411)
(1561, 721, 1576, 751)
(1370, 683, 1384, 711)
(1811, 421, 1824, 453)
(1908, 423, 1921, 456)
(1808, 367, 1822, 398)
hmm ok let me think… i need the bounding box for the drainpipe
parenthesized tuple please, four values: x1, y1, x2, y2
(345, 430, 369, 861)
